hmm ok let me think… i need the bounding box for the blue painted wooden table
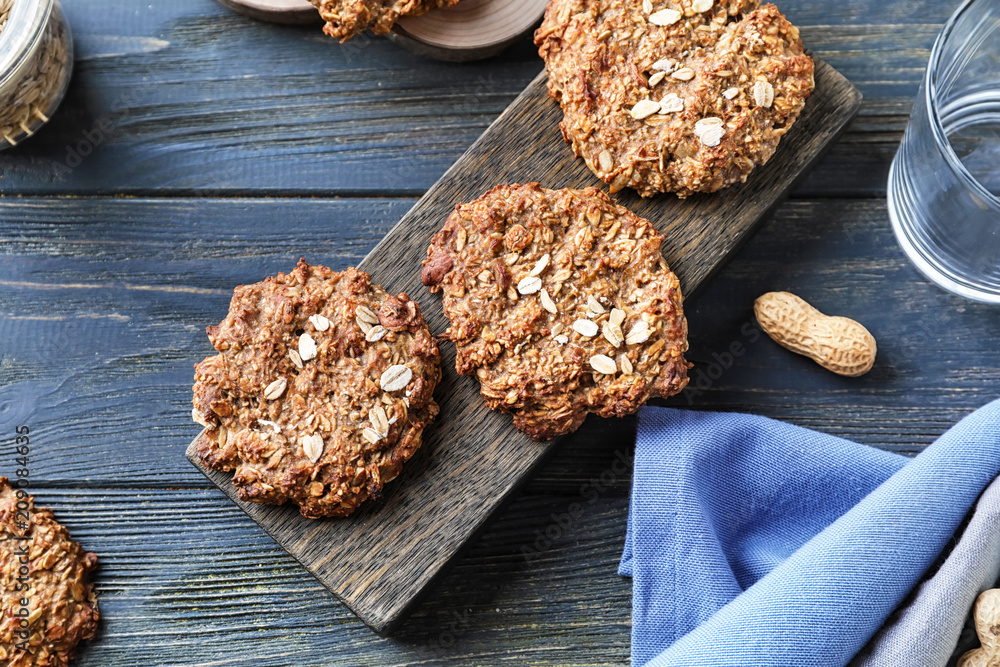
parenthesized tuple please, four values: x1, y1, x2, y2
(1, 0, 997, 664)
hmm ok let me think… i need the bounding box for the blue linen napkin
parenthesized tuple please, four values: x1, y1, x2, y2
(620, 401, 1000, 667)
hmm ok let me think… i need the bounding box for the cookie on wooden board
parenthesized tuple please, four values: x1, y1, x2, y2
(423, 183, 690, 440)
(192, 260, 442, 518)
(310, 0, 460, 40)
(0, 479, 99, 667)
(535, 0, 814, 198)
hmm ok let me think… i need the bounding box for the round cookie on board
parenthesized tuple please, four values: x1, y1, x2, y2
(215, 0, 548, 60)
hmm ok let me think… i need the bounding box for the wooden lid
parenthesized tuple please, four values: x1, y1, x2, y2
(216, 0, 548, 60)
(391, 0, 549, 61)
(215, 0, 321, 25)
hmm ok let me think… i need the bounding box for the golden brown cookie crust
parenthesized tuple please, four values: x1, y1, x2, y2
(0, 479, 99, 667)
(310, 0, 460, 41)
(535, 0, 815, 198)
(423, 183, 689, 440)
(192, 260, 442, 518)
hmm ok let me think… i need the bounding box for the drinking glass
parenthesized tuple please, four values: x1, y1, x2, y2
(888, 0, 1000, 303)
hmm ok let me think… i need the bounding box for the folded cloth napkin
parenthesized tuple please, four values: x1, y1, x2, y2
(620, 400, 1000, 667)
(848, 475, 1000, 667)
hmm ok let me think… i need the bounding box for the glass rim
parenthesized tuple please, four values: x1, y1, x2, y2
(925, 0, 1000, 209)
(0, 0, 52, 91)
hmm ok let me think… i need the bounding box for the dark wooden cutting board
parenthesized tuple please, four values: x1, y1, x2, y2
(187, 60, 861, 635)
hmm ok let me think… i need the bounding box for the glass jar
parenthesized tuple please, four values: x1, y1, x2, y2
(0, 0, 72, 149)
(887, 0, 1000, 302)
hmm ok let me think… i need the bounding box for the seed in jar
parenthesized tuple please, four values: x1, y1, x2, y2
(573, 319, 599, 337)
(380, 364, 412, 392)
(590, 354, 617, 375)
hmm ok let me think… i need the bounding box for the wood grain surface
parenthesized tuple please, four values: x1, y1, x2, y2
(185, 61, 860, 634)
(3, 0, 996, 664)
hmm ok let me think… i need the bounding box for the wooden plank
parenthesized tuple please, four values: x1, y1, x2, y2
(185, 60, 861, 634)
(0, 0, 939, 197)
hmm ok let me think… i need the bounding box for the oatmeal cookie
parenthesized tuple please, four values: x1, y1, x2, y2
(0, 479, 99, 667)
(535, 0, 815, 198)
(192, 260, 442, 518)
(422, 183, 689, 440)
(310, 0, 460, 41)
